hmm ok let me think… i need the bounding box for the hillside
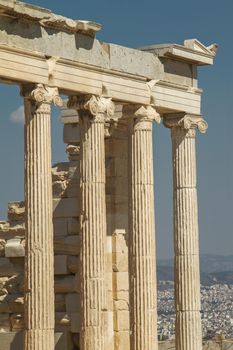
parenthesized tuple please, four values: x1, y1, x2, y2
(157, 255, 233, 285)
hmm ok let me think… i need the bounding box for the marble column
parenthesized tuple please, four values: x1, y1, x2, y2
(68, 95, 115, 350)
(164, 114, 208, 350)
(22, 84, 63, 350)
(125, 105, 160, 350)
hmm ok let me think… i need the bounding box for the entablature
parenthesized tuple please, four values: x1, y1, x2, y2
(0, 1, 216, 116)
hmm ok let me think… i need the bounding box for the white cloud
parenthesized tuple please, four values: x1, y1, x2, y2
(10, 105, 25, 124)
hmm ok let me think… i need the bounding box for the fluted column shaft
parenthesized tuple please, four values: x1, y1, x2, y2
(68, 95, 114, 350)
(165, 114, 208, 350)
(126, 105, 160, 350)
(23, 84, 62, 350)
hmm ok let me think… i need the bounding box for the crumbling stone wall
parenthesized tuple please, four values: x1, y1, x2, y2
(0, 110, 82, 349)
(105, 116, 130, 349)
(0, 159, 80, 348)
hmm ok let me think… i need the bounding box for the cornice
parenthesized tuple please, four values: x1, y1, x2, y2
(139, 39, 217, 66)
(0, 0, 101, 36)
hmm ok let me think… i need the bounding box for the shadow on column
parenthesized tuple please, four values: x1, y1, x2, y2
(10, 332, 23, 350)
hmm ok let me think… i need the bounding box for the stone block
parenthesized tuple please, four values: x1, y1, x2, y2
(105, 157, 115, 177)
(158, 341, 175, 349)
(114, 299, 129, 311)
(7, 295, 24, 313)
(105, 139, 127, 159)
(5, 275, 24, 294)
(114, 158, 128, 177)
(63, 123, 80, 144)
(107, 214, 128, 233)
(0, 332, 23, 350)
(53, 218, 68, 237)
(55, 294, 66, 312)
(61, 107, 79, 124)
(0, 239, 6, 256)
(0, 223, 25, 240)
(10, 313, 24, 331)
(71, 333, 80, 348)
(106, 157, 128, 179)
(67, 217, 79, 235)
(106, 235, 112, 253)
(106, 290, 113, 311)
(53, 181, 67, 198)
(53, 198, 79, 218)
(52, 163, 69, 181)
(70, 313, 80, 333)
(65, 182, 79, 198)
(103, 311, 114, 348)
(56, 332, 73, 350)
(112, 231, 128, 253)
(112, 252, 128, 272)
(55, 274, 79, 294)
(66, 145, 80, 161)
(0, 294, 23, 314)
(106, 177, 128, 196)
(8, 202, 25, 222)
(105, 272, 113, 292)
(65, 293, 80, 313)
(105, 253, 113, 272)
(0, 258, 23, 277)
(0, 294, 10, 313)
(107, 198, 128, 215)
(54, 255, 68, 275)
(0, 277, 8, 294)
(0, 314, 10, 331)
(0, 221, 9, 230)
(114, 310, 129, 331)
(0, 288, 7, 297)
(114, 330, 130, 349)
(67, 256, 79, 273)
(68, 161, 80, 183)
(5, 239, 25, 258)
(115, 291, 129, 302)
(221, 342, 233, 350)
(113, 272, 129, 292)
(54, 235, 80, 255)
(55, 312, 71, 328)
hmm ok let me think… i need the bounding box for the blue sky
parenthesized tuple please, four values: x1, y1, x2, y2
(0, 0, 232, 259)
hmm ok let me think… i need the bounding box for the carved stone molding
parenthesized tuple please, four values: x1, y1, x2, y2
(68, 95, 115, 122)
(123, 104, 161, 124)
(163, 113, 208, 134)
(135, 105, 161, 124)
(22, 83, 63, 108)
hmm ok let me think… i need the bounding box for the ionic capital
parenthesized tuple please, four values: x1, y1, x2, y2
(135, 105, 161, 124)
(22, 83, 63, 107)
(163, 113, 208, 134)
(68, 95, 115, 122)
(123, 104, 161, 125)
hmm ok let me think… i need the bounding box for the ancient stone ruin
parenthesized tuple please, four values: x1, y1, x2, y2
(0, 1, 218, 349)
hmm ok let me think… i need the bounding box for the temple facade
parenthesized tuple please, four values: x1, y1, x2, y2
(0, 1, 217, 349)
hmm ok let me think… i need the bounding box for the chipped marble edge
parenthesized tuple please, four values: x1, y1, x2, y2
(139, 39, 217, 66)
(0, 0, 102, 35)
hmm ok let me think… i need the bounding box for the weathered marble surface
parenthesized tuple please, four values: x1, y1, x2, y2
(0, 1, 216, 113)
